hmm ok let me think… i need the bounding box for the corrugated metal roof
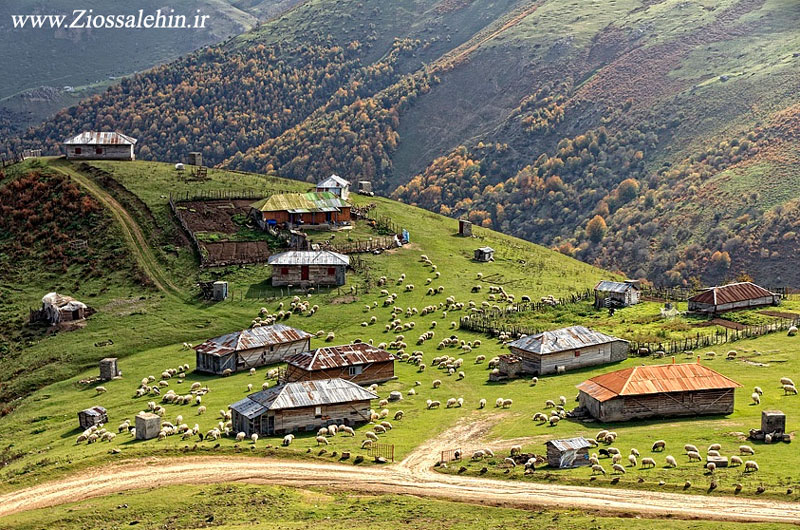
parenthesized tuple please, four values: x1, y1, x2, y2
(317, 174, 350, 188)
(577, 363, 742, 402)
(250, 192, 349, 213)
(546, 437, 592, 451)
(594, 280, 638, 294)
(285, 343, 394, 371)
(231, 378, 379, 416)
(267, 250, 350, 267)
(194, 324, 312, 357)
(689, 282, 777, 306)
(81, 406, 107, 417)
(508, 326, 627, 355)
(63, 132, 137, 145)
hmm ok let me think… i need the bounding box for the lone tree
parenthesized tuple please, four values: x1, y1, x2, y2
(586, 215, 607, 243)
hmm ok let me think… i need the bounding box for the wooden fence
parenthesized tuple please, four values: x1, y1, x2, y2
(366, 443, 394, 463)
(168, 195, 205, 264)
(323, 235, 399, 254)
(440, 448, 462, 464)
(1, 149, 41, 168)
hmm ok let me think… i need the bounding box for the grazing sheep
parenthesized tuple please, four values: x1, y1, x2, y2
(739, 445, 755, 455)
(628, 454, 637, 467)
(432, 379, 442, 389)
(707, 450, 720, 457)
(784, 384, 798, 395)
(687, 451, 702, 462)
(457, 371, 465, 380)
(197, 406, 206, 415)
(789, 326, 798, 336)
(249, 368, 256, 376)
(282, 434, 294, 446)
(611, 463, 626, 474)
(744, 460, 759, 472)
(684, 444, 699, 454)
(706, 462, 716, 473)
(365, 431, 379, 442)
(612, 453, 622, 464)
(708, 443, 721, 451)
(641, 458, 656, 468)
(729, 455, 743, 466)
(510, 445, 522, 456)
(545, 399, 556, 409)
(427, 400, 441, 409)
(502, 399, 513, 408)
(495, 397, 504, 408)
(630, 448, 640, 457)
(236, 432, 246, 442)
(591, 464, 607, 475)
(665, 455, 677, 468)
(315, 436, 329, 446)
(472, 450, 486, 460)
(752, 392, 761, 405)
(251, 433, 258, 444)
(754, 386, 763, 395)
(559, 396, 567, 406)
(478, 398, 486, 409)
(95, 386, 108, 394)
(780, 377, 795, 386)
(651, 440, 666, 452)
(548, 416, 560, 426)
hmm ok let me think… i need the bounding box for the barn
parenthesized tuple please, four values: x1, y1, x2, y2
(576, 362, 742, 422)
(268, 250, 350, 287)
(505, 326, 628, 376)
(688, 282, 780, 314)
(63, 131, 136, 160)
(40, 292, 88, 325)
(284, 343, 395, 385)
(250, 192, 351, 230)
(594, 280, 640, 308)
(545, 437, 592, 469)
(316, 174, 350, 200)
(194, 324, 312, 375)
(230, 378, 378, 435)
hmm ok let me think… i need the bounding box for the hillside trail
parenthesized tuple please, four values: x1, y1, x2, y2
(49, 159, 184, 299)
(1, 416, 800, 524)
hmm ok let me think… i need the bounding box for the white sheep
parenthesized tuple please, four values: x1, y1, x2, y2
(754, 386, 763, 395)
(591, 464, 606, 475)
(641, 457, 656, 468)
(751, 392, 761, 405)
(687, 451, 702, 462)
(665, 455, 677, 468)
(251, 433, 258, 444)
(315, 436, 329, 446)
(236, 432, 246, 442)
(706, 462, 716, 473)
(95, 386, 108, 394)
(611, 463, 626, 474)
(197, 406, 206, 415)
(651, 440, 666, 451)
(394, 410, 405, 420)
(708, 443, 721, 451)
(781, 377, 795, 386)
(628, 454, 637, 467)
(548, 416, 560, 426)
(282, 434, 294, 446)
(684, 444, 698, 454)
(729, 455, 743, 466)
(502, 398, 513, 408)
(744, 460, 759, 472)
(784, 384, 798, 395)
(432, 379, 442, 389)
(427, 400, 441, 409)
(503, 457, 516, 467)
(739, 445, 755, 455)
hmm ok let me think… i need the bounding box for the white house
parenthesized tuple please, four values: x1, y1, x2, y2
(316, 174, 350, 200)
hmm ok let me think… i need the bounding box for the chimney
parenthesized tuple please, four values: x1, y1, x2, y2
(672, 356, 675, 364)
(697, 355, 701, 364)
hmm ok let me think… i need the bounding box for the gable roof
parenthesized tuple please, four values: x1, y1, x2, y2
(508, 325, 627, 355)
(194, 324, 312, 357)
(230, 378, 379, 418)
(250, 192, 349, 214)
(317, 174, 350, 188)
(689, 282, 777, 306)
(267, 250, 350, 267)
(285, 343, 394, 371)
(546, 437, 592, 451)
(64, 132, 137, 145)
(594, 280, 638, 293)
(577, 363, 741, 402)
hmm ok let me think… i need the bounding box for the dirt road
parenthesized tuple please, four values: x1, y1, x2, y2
(1, 418, 799, 524)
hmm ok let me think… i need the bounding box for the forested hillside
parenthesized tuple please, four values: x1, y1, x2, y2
(7, 0, 800, 285)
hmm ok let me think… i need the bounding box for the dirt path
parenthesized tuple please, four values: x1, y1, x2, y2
(2, 418, 800, 524)
(49, 159, 183, 298)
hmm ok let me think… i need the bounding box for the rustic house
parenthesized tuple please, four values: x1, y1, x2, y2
(316, 174, 350, 200)
(474, 246, 495, 262)
(194, 324, 312, 375)
(688, 282, 780, 314)
(268, 250, 350, 287)
(284, 343, 395, 385)
(503, 326, 628, 377)
(78, 406, 108, 430)
(545, 437, 592, 469)
(41, 292, 88, 325)
(250, 192, 351, 230)
(63, 131, 136, 160)
(230, 378, 379, 435)
(576, 361, 742, 422)
(594, 280, 640, 308)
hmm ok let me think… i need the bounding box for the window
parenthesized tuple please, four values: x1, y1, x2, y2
(281, 267, 289, 275)
(96, 147, 103, 155)
(348, 365, 363, 376)
(328, 267, 336, 275)
(314, 406, 322, 418)
(574, 350, 581, 357)
(74, 147, 82, 154)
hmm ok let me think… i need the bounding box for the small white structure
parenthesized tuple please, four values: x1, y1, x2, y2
(41, 292, 88, 325)
(316, 174, 350, 200)
(63, 132, 136, 160)
(474, 247, 494, 262)
(594, 280, 640, 308)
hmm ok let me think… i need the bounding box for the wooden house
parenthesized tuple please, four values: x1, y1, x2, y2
(316, 174, 350, 200)
(505, 325, 628, 376)
(284, 343, 395, 385)
(576, 362, 741, 422)
(194, 324, 312, 375)
(545, 437, 592, 468)
(474, 246, 494, 262)
(230, 378, 379, 435)
(268, 250, 350, 287)
(594, 280, 640, 308)
(250, 192, 351, 230)
(688, 282, 780, 314)
(41, 292, 88, 325)
(78, 406, 107, 430)
(63, 131, 136, 160)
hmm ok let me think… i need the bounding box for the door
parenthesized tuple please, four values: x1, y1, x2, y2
(301, 266, 309, 281)
(267, 415, 274, 434)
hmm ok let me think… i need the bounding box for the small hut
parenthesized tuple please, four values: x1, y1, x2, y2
(99, 358, 120, 381)
(78, 406, 108, 430)
(63, 131, 136, 160)
(316, 174, 350, 200)
(474, 247, 495, 262)
(41, 292, 88, 325)
(545, 437, 592, 468)
(135, 412, 161, 440)
(594, 280, 640, 308)
(357, 181, 373, 195)
(458, 219, 472, 237)
(212, 281, 228, 301)
(188, 152, 202, 166)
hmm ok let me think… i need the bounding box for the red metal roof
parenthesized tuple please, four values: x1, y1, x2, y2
(577, 363, 741, 402)
(689, 282, 776, 306)
(285, 343, 394, 371)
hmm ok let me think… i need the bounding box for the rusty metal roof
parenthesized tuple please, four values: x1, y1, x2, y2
(194, 324, 312, 357)
(594, 280, 638, 294)
(546, 437, 592, 451)
(230, 378, 379, 418)
(689, 282, 777, 306)
(285, 343, 394, 371)
(63, 131, 137, 145)
(267, 250, 350, 267)
(317, 174, 350, 188)
(508, 326, 627, 355)
(577, 362, 742, 402)
(250, 192, 349, 213)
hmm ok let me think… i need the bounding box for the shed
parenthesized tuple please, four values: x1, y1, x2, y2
(594, 280, 640, 308)
(545, 437, 592, 468)
(78, 406, 108, 430)
(284, 343, 395, 385)
(188, 152, 202, 166)
(99, 358, 120, 381)
(41, 292, 88, 325)
(194, 324, 313, 375)
(250, 192, 351, 230)
(761, 410, 786, 434)
(316, 174, 350, 200)
(458, 219, 473, 237)
(358, 181, 373, 194)
(63, 131, 136, 160)
(135, 412, 161, 440)
(506, 326, 628, 376)
(212, 281, 228, 301)
(688, 282, 780, 314)
(230, 378, 379, 435)
(268, 250, 350, 287)
(577, 362, 742, 422)
(474, 247, 495, 262)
